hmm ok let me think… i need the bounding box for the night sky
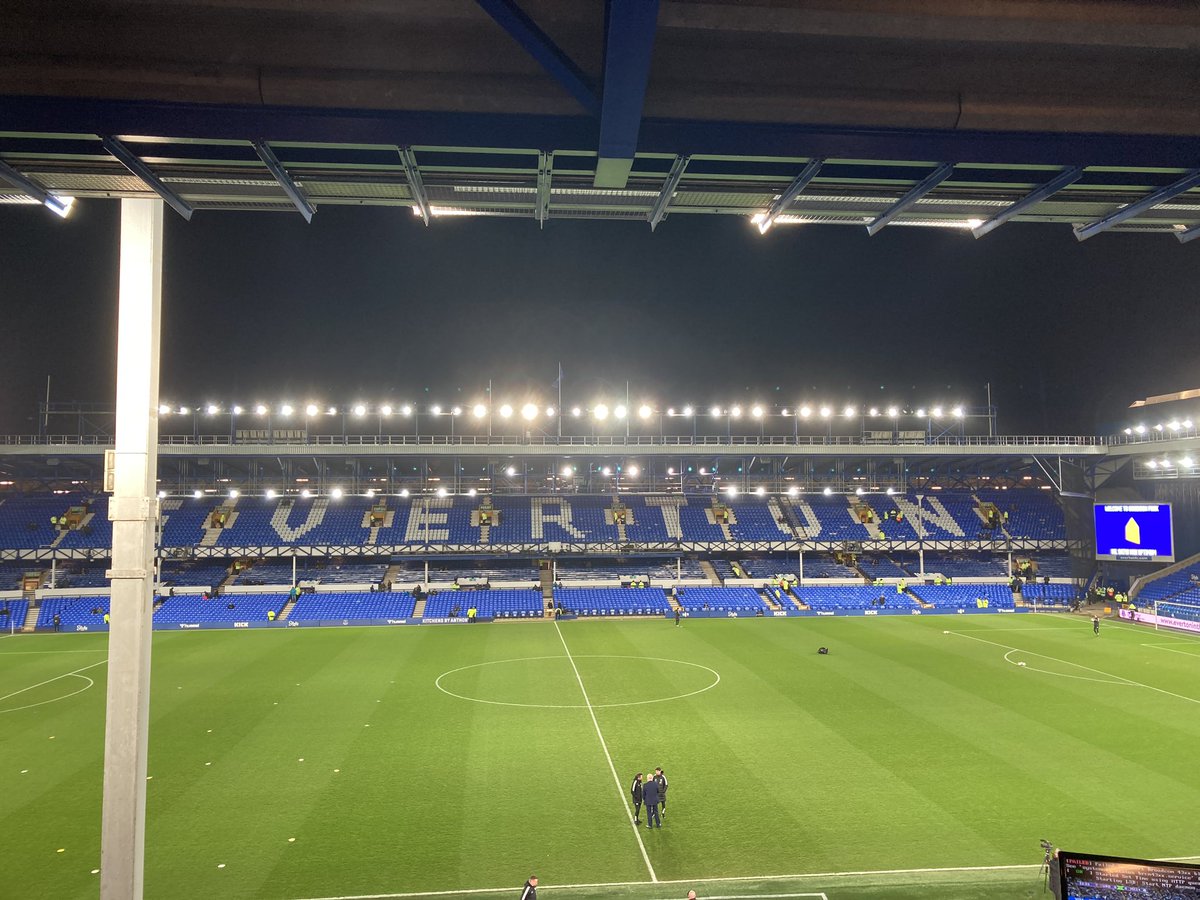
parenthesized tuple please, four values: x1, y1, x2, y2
(1, 200, 1198, 436)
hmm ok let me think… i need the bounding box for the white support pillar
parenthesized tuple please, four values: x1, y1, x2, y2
(798, 548, 804, 584)
(100, 199, 163, 900)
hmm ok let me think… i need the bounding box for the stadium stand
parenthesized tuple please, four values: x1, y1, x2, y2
(909, 583, 1016, 609)
(676, 586, 769, 612)
(1135, 561, 1200, 607)
(160, 560, 230, 587)
(799, 555, 860, 578)
(796, 585, 914, 610)
(288, 591, 416, 621)
(858, 556, 909, 579)
(422, 588, 543, 618)
(154, 593, 286, 623)
(921, 554, 1010, 578)
(0, 599, 29, 631)
(38, 596, 110, 628)
(553, 587, 671, 617)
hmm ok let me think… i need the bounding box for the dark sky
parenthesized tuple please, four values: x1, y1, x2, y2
(2, 200, 1198, 436)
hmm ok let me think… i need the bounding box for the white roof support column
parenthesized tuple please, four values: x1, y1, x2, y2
(100, 198, 163, 900)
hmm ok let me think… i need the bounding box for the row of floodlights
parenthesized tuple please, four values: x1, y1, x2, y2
(158, 402, 967, 422)
(161, 484, 910, 501)
(1144, 457, 1196, 470)
(1123, 419, 1195, 435)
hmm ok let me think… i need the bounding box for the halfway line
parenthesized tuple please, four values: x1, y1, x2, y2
(553, 619, 657, 883)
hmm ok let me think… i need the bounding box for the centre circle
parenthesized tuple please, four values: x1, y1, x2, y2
(434, 654, 720, 709)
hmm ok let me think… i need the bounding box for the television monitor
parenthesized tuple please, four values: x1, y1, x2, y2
(1094, 502, 1174, 563)
(1058, 850, 1200, 899)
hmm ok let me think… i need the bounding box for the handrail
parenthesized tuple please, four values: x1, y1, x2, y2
(0, 432, 1121, 449)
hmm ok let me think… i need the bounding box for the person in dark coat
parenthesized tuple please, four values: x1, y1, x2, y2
(630, 772, 644, 824)
(641, 773, 661, 828)
(654, 766, 669, 818)
(519, 875, 538, 900)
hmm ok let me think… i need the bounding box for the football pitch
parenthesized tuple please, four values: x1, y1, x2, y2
(3, 614, 1199, 900)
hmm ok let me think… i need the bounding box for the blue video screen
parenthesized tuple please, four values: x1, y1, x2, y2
(1059, 850, 1200, 899)
(1094, 503, 1174, 562)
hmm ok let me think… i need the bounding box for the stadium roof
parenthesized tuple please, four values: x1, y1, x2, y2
(2, 0, 1199, 238)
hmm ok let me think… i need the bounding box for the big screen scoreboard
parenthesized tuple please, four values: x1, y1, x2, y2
(1058, 850, 1200, 899)
(1094, 502, 1174, 562)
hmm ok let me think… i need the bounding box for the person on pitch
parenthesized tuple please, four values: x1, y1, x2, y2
(631, 772, 644, 824)
(1092, 614, 1100, 636)
(519, 874, 538, 899)
(642, 770, 662, 828)
(653, 766, 669, 818)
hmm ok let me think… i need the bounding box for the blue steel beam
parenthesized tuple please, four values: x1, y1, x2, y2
(474, 0, 597, 115)
(100, 135, 194, 220)
(971, 166, 1083, 238)
(594, 0, 660, 188)
(0, 158, 72, 216)
(756, 157, 824, 233)
(1177, 222, 1200, 244)
(648, 154, 688, 230)
(250, 140, 314, 222)
(398, 146, 430, 226)
(866, 162, 955, 235)
(1074, 168, 1200, 240)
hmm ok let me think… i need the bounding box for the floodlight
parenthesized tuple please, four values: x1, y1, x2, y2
(614, 405, 628, 420)
(232, 405, 244, 415)
(730, 405, 743, 419)
(868, 407, 879, 417)
(799, 405, 812, 418)
(916, 408, 927, 417)
(843, 405, 856, 418)
(521, 403, 538, 421)
(300, 488, 312, 498)
(699, 467, 707, 475)
(467, 488, 477, 497)
(1184, 419, 1195, 429)
(602, 466, 612, 476)
(1135, 424, 1146, 434)
(158, 404, 171, 415)
(178, 406, 190, 415)
(571, 406, 582, 417)
(819, 406, 831, 418)
(786, 486, 799, 497)
(594, 404, 609, 421)
(380, 405, 393, 417)
(1169, 420, 1181, 432)
(499, 404, 513, 418)
(667, 467, 676, 475)
(436, 487, 448, 498)
(638, 404, 653, 419)
(1154, 423, 1164, 432)
(469, 404, 486, 419)
(627, 465, 639, 477)
(710, 406, 722, 418)
(1182, 457, 1195, 468)
(952, 406, 964, 418)
(1123, 427, 1133, 435)
(192, 490, 202, 499)
(855, 487, 864, 495)
(1161, 458, 1171, 467)
(781, 408, 791, 416)
(326, 406, 337, 415)
(931, 406, 943, 418)
(562, 465, 573, 477)
(157, 490, 167, 499)
(451, 406, 461, 416)
(330, 487, 344, 499)
(401, 405, 413, 416)
(887, 406, 899, 417)
(265, 489, 277, 499)
(255, 404, 268, 415)
(304, 403, 319, 417)
(682, 406, 694, 416)
(754, 486, 765, 496)
(228, 489, 239, 498)
(886, 486, 895, 495)
(430, 405, 442, 416)
(822, 486, 833, 496)
(726, 485, 739, 497)
(751, 405, 763, 419)
(353, 404, 367, 417)
(399, 488, 410, 498)
(505, 466, 516, 477)
(365, 488, 375, 498)
(1146, 460, 1158, 469)
(545, 407, 555, 417)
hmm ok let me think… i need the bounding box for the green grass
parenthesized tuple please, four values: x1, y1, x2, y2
(2, 614, 1199, 899)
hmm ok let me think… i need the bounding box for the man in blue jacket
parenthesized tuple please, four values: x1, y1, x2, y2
(642, 772, 661, 828)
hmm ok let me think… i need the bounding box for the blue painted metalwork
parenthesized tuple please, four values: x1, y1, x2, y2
(1074, 169, 1200, 241)
(100, 135, 194, 220)
(648, 154, 688, 231)
(756, 157, 824, 233)
(971, 166, 1083, 238)
(535, 150, 552, 228)
(0, 158, 71, 216)
(866, 162, 955, 235)
(398, 146, 430, 226)
(594, 0, 660, 188)
(250, 140, 315, 222)
(1176, 222, 1200, 244)
(4, 96, 1200, 168)
(474, 0, 598, 115)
